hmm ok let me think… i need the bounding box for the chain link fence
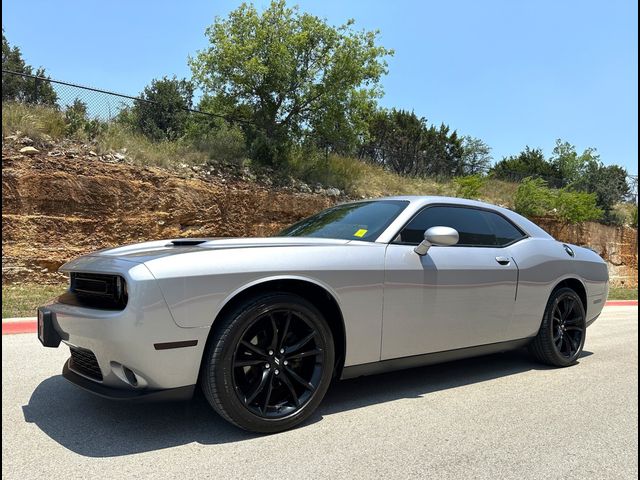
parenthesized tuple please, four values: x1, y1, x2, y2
(1, 69, 241, 138)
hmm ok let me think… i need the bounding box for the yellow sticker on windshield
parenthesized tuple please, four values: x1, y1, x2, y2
(354, 229, 368, 238)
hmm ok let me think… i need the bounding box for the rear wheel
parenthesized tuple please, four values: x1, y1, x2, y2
(201, 293, 334, 433)
(529, 287, 586, 367)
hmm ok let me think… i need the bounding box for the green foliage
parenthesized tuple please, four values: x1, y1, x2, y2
(460, 136, 492, 175)
(127, 76, 194, 141)
(454, 175, 486, 199)
(422, 123, 464, 177)
(189, 0, 393, 166)
(549, 139, 598, 186)
(2, 31, 57, 106)
(514, 177, 602, 224)
(361, 108, 427, 175)
(359, 109, 463, 177)
(554, 189, 602, 224)
(64, 98, 88, 134)
(573, 161, 630, 219)
(632, 206, 638, 229)
(490, 147, 560, 185)
(185, 113, 247, 164)
(63, 98, 105, 138)
(514, 177, 555, 217)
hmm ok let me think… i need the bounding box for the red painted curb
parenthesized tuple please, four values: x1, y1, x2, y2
(2, 321, 37, 335)
(605, 300, 638, 306)
(1, 300, 637, 335)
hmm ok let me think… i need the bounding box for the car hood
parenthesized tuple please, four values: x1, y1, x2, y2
(86, 237, 355, 264)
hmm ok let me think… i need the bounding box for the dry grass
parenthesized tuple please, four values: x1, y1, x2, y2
(2, 102, 67, 141)
(96, 124, 208, 169)
(296, 154, 455, 198)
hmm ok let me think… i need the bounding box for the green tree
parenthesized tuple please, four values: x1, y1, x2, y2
(309, 88, 376, 157)
(574, 161, 630, 222)
(361, 109, 428, 175)
(490, 147, 560, 185)
(460, 136, 492, 175)
(549, 139, 599, 186)
(422, 123, 464, 177)
(2, 30, 57, 105)
(189, 0, 392, 166)
(130, 76, 194, 141)
(360, 109, 463, 177)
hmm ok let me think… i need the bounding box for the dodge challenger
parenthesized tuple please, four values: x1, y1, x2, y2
(37, 196, 609, 432)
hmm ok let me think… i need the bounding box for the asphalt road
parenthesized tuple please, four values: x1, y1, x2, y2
(2, 306, 637, 480)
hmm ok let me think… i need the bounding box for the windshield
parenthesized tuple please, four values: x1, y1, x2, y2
(278, 200, 409, 242)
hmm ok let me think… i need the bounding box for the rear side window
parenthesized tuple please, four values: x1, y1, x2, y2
(397, 206, 525, 247)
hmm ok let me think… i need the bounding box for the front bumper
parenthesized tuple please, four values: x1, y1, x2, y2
(62, 359, 195, 401)
(41, 261, 210, 397)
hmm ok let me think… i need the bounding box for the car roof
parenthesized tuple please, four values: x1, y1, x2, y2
(362, 195, 554, 242)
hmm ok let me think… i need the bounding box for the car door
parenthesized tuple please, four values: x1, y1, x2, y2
(381, 205, 525, 360)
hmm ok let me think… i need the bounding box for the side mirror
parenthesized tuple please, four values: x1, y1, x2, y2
(414, 226, 459, 256)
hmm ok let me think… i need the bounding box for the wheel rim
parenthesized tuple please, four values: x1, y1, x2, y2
(551, 294, 585, 359)
(232, 307, 324, 419)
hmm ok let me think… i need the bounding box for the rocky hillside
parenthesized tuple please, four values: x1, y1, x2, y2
(2, 136, 336, 284)
(2, 135, 637, 287)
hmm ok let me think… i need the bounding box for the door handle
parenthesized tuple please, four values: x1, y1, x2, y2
(495, 256, 511, 265)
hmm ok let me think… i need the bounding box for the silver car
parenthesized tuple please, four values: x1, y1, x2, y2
(38, 196, 609, 432)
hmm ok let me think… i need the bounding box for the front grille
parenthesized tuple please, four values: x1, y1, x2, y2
(69, 347, 103, 381)
(58, 272, 128, 310)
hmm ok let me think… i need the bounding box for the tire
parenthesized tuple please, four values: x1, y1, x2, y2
(529, 287, 586, 367)
(201, 292, 335, 433)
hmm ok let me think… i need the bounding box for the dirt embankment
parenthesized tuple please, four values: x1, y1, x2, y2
(2, 137, 637, 287)
(2, 139, 335, 284)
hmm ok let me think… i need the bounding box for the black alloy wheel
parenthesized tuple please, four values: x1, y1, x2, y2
(201, 293, 335, 433)
(232, 308, 324, 418)
(529, 287, 586, 367)
(550, 293, 585, 359)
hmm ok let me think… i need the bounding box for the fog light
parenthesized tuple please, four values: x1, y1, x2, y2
(123, 366, 138, 386)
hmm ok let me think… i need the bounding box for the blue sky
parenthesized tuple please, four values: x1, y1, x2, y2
(3, 0, 638, 173)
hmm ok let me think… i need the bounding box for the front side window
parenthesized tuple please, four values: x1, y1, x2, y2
(397, 205, 525, 247)
(279, 200, 409, 242)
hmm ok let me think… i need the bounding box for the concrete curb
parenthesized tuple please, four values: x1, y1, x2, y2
(2, 300, 636, 336)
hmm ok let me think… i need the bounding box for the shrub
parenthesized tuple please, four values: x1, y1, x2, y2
(514, 177, 555, 217)
(185, 116, 247, 164)
(554, 190, 602, 224)
(602, 209, 627, 226)
(632, 206, 638, 229)
(63, 99, 106, 139)
(514, 177, 603, 223)
(453, 175, 485, 199)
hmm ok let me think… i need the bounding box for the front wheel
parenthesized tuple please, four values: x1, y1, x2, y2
(201, 293, 334, 433)
(529, 287, 586, 367)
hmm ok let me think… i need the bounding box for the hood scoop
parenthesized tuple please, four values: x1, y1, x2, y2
(169, 239, 208, 247)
